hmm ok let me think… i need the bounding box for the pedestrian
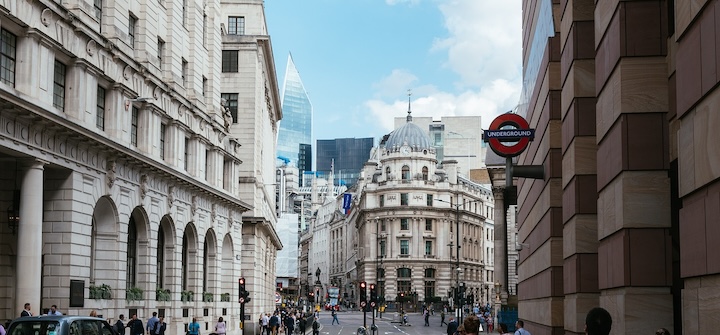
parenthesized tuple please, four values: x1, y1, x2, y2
(284, 313, 295, 334)
(154, 317, 167, 335)
(0, 322, 6, 335)
(311, 317, 319, 335)
(331, 309, 339, 325)
(262, 313, 270, 335)
(20, 303, 33, 317)
(463, 314, 481, 335)
(447, 316, 458, 335)
(114, 315, 126, 335)
(584, 307, 611, 335)
(486, 315, 493, 333)
(655, 328, 670, 335)
(188, 317, 201, 335)
(47, 305, 62, 316)
(127, 314, 144, 335)
(514, 320, 530, 335)
(440, 310, 447, 326)
(424, 308, 430, 326)
(298, 314, 307, 334)
(90, 310, 98, 317)
(214, 317, 226, 335)
(270, 312, 280, 335)
(497, 323, 512, 335)
(147, 312, 159, 335)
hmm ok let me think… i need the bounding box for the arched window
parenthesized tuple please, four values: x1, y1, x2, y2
(127, 216, 137, 289)
(203, 239, 209, 293)
(401, 166, 410, 180)
(182, 233, 188, 290)
(422, 166, 428, 180)
(385, 166, 391, 178)
(157, 225, 165, 288)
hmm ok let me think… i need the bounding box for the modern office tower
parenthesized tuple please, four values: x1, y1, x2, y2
(277, 53, 313, 172)
(299, 143, 313, 176)
(0, 0, 281, 333)
(316, 138, 375, 188)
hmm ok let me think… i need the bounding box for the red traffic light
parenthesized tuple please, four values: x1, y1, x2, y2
(239, 277, 245, 285)
(360, 281, 366, 288)
(369, 284, 375, 289)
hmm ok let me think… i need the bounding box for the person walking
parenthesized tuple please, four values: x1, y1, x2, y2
(514, 320, 530, 335)
(154, 317, 167, 335)
(331, 309, 339, 325)
(146, 312, 159, 335)
(298, 314, 307, 335)
(584, 307, 611, 335)
(262, 313, 270, 335)
(497, 324, 512, 335)
(440, 310, 447, 326)
(188, 317, 201, 335)
(447, 316, 458, 335)
(269, 312, 280, 335)
(311, 317, 320, 335)
(47, 305, 62, 316)
(424, 308, 430, 326)
(214, 317, 227, 335)
(114, 315, 126, 335)
(20, 303, 33, 317)
(127, 315, 144, 335)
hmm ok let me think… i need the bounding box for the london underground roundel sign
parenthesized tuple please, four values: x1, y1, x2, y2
(483, 113, 535, 157)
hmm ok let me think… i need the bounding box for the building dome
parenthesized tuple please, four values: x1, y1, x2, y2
(385, 111, 432, 150)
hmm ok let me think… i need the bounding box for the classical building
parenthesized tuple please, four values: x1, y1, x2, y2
(0, 0, 280, 333)
(351, 110, 494, 311)
(514, 1, 720, 334)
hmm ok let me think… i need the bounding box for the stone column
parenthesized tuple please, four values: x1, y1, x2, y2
(15, 159, 47, 315)
(491, 186, 506, 327)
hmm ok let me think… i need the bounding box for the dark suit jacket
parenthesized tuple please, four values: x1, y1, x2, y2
(447, 320, 458, 335)
(21, 310, 32, 317)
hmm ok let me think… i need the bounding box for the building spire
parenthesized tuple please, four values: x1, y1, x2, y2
(406, 89, 413, 122)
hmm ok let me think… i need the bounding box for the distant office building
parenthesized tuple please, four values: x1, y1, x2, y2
(316, 138, 374, 187)
(277, 53, 313, 172)
(299, 143, 313, 176)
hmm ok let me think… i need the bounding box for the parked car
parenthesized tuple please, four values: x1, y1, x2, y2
(8, 315, 116, 335)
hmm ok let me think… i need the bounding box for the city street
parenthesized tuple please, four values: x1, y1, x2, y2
(312, 311, 459, 335)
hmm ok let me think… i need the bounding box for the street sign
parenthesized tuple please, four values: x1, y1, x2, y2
(360, 301, 367, 308)
(239, 297, 245, 304)
(370, 301, 376, 307)
(483, 113, 535, 157)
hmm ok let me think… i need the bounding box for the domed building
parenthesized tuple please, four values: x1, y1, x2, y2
(349, 107, 494, 314)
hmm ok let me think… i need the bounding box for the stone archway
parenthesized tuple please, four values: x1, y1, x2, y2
(127, 206, 149, 297)
(156, 215, 176, 294)
(203, 228, 218, 299)
(181, 223, 200, 299)
(221, 234, 235, 301)
(91, 196, 119, 286)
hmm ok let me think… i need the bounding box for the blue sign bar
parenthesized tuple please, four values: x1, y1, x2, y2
(483, 129, 535, 142)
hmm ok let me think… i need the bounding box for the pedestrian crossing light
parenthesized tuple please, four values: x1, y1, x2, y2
(369, 284, 377, 304)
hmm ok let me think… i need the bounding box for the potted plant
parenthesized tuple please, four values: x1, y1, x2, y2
(220, 293, 231, 302)
(181, 290, 194, 302)
(156, 288, 171, 302)
(90, 284, 112, 300)
(126, 287, 144, 301)
(202, 292, 213, 302)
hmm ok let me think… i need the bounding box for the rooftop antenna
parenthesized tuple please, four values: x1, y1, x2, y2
(406, 89, 413, 122)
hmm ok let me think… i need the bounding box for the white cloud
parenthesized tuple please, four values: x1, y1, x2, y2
(367, 0, 522, 133)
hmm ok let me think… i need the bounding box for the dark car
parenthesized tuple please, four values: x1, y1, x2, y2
(8, 315, 116, 335)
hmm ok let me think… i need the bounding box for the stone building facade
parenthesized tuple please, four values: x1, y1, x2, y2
(516, 1, 720, 334)
(0, 0, 280, 333)
(352, 112, 494, 311)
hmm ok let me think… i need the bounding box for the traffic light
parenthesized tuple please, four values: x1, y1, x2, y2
(239, 277, 250, 303)
(359, 281, 367, 302)
(369, 284, 377, 304)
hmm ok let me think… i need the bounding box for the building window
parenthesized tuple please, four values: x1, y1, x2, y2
(0, 29, 17, 86)
(127, 216, 137, 289)
(401, 165, 410, 180)
(425, 219, 432, 231)
(401, 218, 409, 230)
(381, 219, 386, 232)
(379, 240, 386, 258)
(385, 166, 390, 178)
(424, 268, 435, 278)
(202, 76, 207, 96)
(205, 149, 210, 180)
(181, 58, 188, 87)
(425, 240, 433, 255)
(401, 193, 408, 206)
(379, 195, 384, 207)
(202, 13, 207, 47)
(400, 240, 409, 255)
(424, 281, 435, 299)
(203, 237, 209, 292)
(228, 16, 245, 35)
(221, 93, 238, 123)
(128, 14, 137, 49)
(93, 0, 102, 20)
(184, 137, 190, 171)
(96, 86, 106, 129)
(53, 60, 66, 110)
(397, 267, 411, 278)
(158, 38, 165, 65)
(422, 166, 429, 180)
(182, 232, 188, 290)
(426, 194, 433, 206)
(157, 225, 165, 288)
(160, 123, 167, 160)
(222, 50, 239, 72)
(182, 0, 187, 24)
(223, 159, 231, 190)
(131, 106, 139, 146)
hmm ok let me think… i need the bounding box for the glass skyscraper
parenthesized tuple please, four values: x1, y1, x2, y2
(316, 138, 374, 188)
(277, 53, 312, 174)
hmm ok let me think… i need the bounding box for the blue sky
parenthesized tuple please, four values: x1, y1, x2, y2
(265, 0, 522, 144)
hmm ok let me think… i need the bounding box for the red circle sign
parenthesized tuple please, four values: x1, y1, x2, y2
(485, 113, 533, 157)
